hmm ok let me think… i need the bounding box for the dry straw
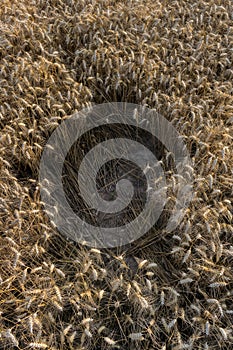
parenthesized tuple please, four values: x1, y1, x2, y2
(0, 0, 233, 349)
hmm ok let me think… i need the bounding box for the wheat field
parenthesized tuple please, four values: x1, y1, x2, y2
(0, 0, 233, 349)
